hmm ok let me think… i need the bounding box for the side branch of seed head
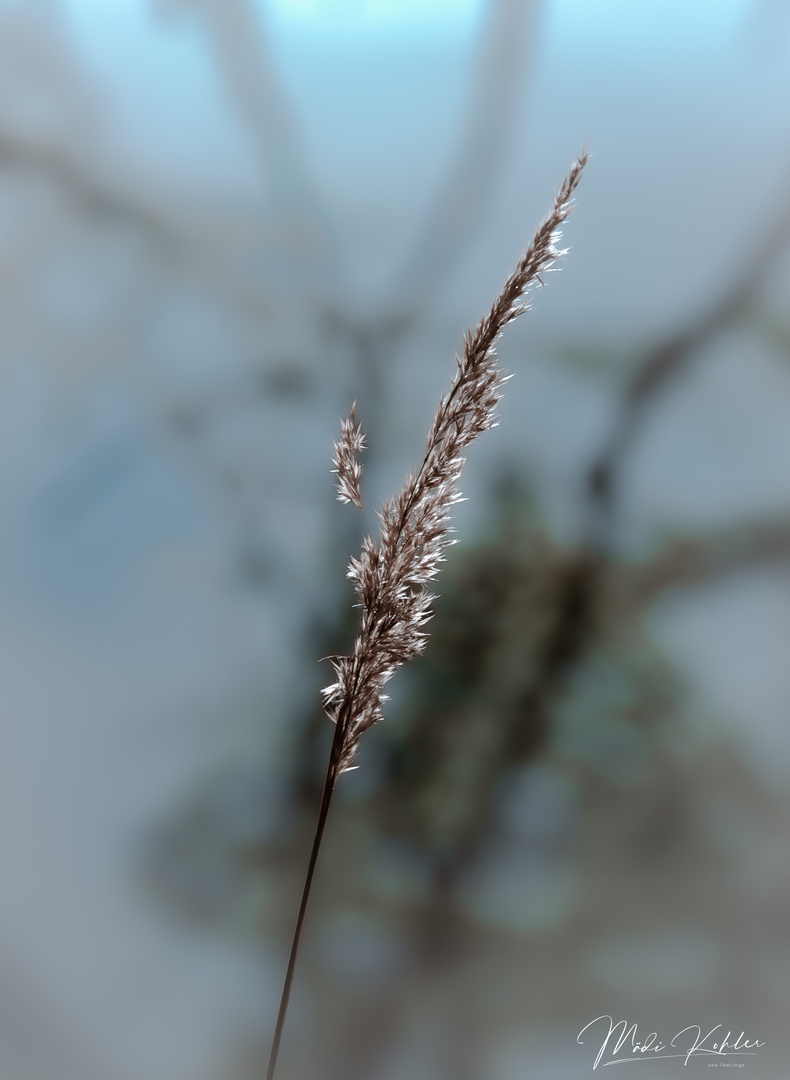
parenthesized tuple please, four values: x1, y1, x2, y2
(323, 152, 588, 774)
(331, 399, 366, 511)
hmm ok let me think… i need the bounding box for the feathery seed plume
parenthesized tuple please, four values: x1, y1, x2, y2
(324, 151, 588, 773)
(331, 399, 366, 511)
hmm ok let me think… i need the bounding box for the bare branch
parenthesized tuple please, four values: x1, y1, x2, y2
(0, 126, 283, 324)
(395, 0, 541, 306)
(0, 128, 181, 252)
(586, 162, 790, 543)
(622, 517, 790, 611)
(175, 0, 336, 280)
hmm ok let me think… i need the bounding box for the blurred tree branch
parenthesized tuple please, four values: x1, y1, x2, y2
(586, 163, 790, 545)
(622, 516, 790, 610)
(0, 128, 182, 252)
(0, 124, 288, 330)
(395, 0, 541, 308)
(160, 0, 338, 285)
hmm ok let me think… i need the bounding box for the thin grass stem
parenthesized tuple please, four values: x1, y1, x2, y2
(265, 151, 587, 1079)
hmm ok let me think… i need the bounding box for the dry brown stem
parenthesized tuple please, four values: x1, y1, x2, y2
(266, 151, 587, 1080)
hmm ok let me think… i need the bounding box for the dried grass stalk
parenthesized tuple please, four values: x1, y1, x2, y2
(267, 151, 588, 1080)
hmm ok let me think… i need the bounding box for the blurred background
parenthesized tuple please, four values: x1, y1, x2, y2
(0, 0, 789, 1077)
